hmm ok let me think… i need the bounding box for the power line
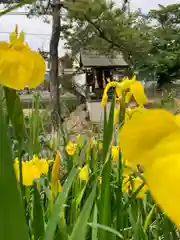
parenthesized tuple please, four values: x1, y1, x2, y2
(1, 12, 29, 15)
(2, 11, 52, 15)
(0, 31, 51, 36)
(1, 11, 67, 16)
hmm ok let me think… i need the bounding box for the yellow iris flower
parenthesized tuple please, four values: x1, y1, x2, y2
(101, 93, 108, 107)
(119, 108, 180, 228)
(51, 151, 62, 197)
(113, 105, 121, 125)
(98, 176, 102, 184)
(125, 106, 146, 123)
(66, 141, 77, 156)
(175, 114, 180, 127)
(14, 156, 49, 186)
(119, 109, 179, 167)
(0, 25, 45, 90)
(51, 152, 61, 185)
(111, 145, 120, 162)
(114, 105, 146, 126)
(101, 76, 147, 107)
(79, 165, 89, 181)
(98, 142, 103, 151)
(31, 155, 49, 175)
(123, 174, 148, 199)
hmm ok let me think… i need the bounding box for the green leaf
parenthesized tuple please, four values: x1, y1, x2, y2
(55, 210, 68, 240)
(70, 184, 96, 240)
(32, 183, 45, 240)
(75, 182, 88, 207)
(102, 106, 108, 161)
(88, 223, 124, 239)
(4, 87, 24, 140)
(102, 96, 115, 161)
(29, 94, 41, 154)
(0, 96, 29, 240)
(128, 201, 147, 240)
(119, 95, 126, 127)
(143, 204, 156, 233)
(116, 153, 124, 232)
(98, 157, 112, 240)
(123, 183, 145, 210)
(43, 168, 77, 240)
(98, 96, 115, 240)
(92, 204, 98, 240)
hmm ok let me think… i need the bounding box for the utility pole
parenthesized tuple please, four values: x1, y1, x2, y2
(127, 0, 131, 15)
(49, 0, 62, 130)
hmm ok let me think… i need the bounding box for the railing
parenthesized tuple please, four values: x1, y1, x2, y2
(73, 81, 117, 102)
(72, 82, 86, 97)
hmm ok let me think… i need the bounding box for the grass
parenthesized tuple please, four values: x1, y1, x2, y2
(1, 87, 180, 240)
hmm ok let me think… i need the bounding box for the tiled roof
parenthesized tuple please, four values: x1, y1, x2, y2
(80, 50, 128, 67)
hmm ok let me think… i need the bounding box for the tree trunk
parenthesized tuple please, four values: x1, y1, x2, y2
(49, 0, 61, 130)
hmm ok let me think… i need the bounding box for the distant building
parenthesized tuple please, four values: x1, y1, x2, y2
(79, 50, 128, 68)
(73, 50, 129, 122)
(58, 54, 73, 76)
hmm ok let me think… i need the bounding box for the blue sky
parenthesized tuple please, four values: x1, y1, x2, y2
(0, 0, 178, 56)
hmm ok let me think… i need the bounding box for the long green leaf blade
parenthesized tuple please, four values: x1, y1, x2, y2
(89, 223, 124, 239)
(0, 94, 29, 240)
(103, 95, 115, 161)
(43, 168, 77, 240)
(70, 184, 96, 240)
(4, 87, 24, 140)
(98, 96, 115, 240)
(32, 183, 45, 240)
(98, 158, 111, 240)
(92, 204, 98, 240)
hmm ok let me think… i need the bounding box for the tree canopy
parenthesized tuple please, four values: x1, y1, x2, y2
(145, 4, 180, 85)
(62, 0, 151, 65)
(62, 1, 180, 86)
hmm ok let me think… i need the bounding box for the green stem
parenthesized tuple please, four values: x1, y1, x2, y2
(116, 153, 123, 239)
(18, 142, 25, 198)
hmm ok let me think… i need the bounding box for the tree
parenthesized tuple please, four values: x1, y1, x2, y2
(49, 0, 62, 129)
(131, 4, 180, 86)
(27, 0, 85, 129)
(28, 0, 109, 129)
(62, 0, 151, 66)
(62, 2, 180, 86)
(26, 0, 147, 122)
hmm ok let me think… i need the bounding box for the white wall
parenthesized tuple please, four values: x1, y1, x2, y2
(73, 73, 86, 86)
(87, 101, 112, 122)
(45, 61, 50, 71)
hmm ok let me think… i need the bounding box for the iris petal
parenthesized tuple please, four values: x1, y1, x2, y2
(119, 109, 179, 167)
